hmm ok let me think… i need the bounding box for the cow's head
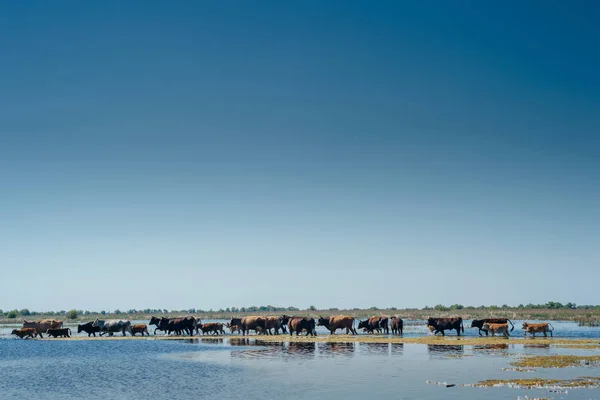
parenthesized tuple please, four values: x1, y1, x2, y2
(357, 320, 369, 330)
(426, 318, 436, 327)
(522, 322, 529, 330)
(149, 316, 160, 326)
(279, 315, 290, 325)
(11, 329, 18, 335)
(470, 319, 483, 328)
(316, 317, 329, 327)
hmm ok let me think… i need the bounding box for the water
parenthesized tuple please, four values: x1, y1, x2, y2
(2, 320, 600, 399)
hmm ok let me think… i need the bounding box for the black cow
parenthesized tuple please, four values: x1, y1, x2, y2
(77, 322, 101, 337)
(470, 318, 514, 336)
(391, 317, 403, 335)
(288, 317, 317, 336)
(427, 317, 464, 336)
(46, 328, 71, 338)
(159, 317, 195, 336)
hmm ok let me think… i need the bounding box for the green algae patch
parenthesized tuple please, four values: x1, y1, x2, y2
(511, 355, 600, 368)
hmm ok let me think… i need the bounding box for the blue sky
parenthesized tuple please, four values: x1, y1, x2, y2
(1, 1, 598, 311)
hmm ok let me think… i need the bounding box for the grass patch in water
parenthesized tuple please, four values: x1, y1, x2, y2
(511, 355, 600, 368)
(466, 376, 600, 389)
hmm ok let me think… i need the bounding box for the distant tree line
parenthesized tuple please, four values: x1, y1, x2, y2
(1, 301, 597, 318)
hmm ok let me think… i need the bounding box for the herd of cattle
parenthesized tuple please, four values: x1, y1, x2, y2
(9, 316, 556, 339)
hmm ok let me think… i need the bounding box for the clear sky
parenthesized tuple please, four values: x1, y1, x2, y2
(1, 1, 598, 312)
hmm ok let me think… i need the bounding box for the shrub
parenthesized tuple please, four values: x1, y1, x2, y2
(66, 309, 78, 320)
(7, 310, 18, 319)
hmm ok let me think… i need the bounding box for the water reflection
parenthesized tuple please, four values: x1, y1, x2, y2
(229, 338, 251, 346)
(427, 345, 464, 358)
(361, 342, 390, 356)
(285, 342, 316, 358)
(200, 338, 224, 345)
(390, 343, 404, 354)
(472, 343, 509, 356)
(319, 342, 355, 357)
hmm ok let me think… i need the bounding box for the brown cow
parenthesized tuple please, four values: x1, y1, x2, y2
(391, 316, 403, 335)
(240, 316, 267, 336)
(11, 328, 40, 339)
(264, 316, 286, 335)
(522, 322, 554, 337)
(358, 316, 389, 334)
(481, 323, 509, 338)
(45, 328, 71, 338)
(132, 324, 149, 336)
(200, 323, 225, 335)
(317, 316, 358, 335)
(288, 317, 316, 336)
(22, 319, 63, 333)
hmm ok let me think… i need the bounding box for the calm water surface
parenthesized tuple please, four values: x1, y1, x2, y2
(1, 320, 600, 399)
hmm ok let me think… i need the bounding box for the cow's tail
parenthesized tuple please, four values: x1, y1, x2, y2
(548, 323, 554, 331)
(507, 319, 514, 332)
(461, 318, 464, 334)
(68, 328, 72, 336)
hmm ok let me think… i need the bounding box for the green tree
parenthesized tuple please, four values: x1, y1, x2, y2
(66, 309, 78, 320)
(19, 309, 31, 316)
(7, 310, 18, 319)
(308, 305, 317, 311)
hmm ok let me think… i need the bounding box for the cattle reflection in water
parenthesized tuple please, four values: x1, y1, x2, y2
(427, 344, 464, 358)
(472, 343, 509, 356)
(318, 342, 355, 357)
(360, 342, 391, 356)
(229, 338, 251, 347)
(284, 342, 316, 358)
(200, 338, 224, 345)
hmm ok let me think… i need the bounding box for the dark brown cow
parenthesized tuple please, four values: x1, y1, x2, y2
(46, 328, 71, 338)
(391, 316, 403, 335)
(288, 317, 316, 336)
(226, 322, 242, 334)
(200, 323, 225, 335)
(317, 316, 358, 335)
(240, 316, 267, 336)
(131, 324, 149, 336)
(427, 317, 464, 336)
(358, 316, 389, 334)
(11, 328, 40, 339)
(264, 316, 287, 335)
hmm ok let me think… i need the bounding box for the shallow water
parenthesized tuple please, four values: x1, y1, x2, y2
(2, 320, 600, 399)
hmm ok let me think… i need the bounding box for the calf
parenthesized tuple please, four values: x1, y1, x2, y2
(471, 318, 514, 336)
(482, 323, 509, 338)
(11, 328, 40, 339)
(522, 322, 554, 337)
(46, 328, 71, 338)
(131, 324, 149, 336)
(226, 322, 242, 334)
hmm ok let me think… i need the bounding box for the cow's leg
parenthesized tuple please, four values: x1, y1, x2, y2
(457, 328, 461, 336)
(478, 329, 482, 336)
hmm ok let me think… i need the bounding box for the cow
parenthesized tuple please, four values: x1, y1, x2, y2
(199, 322, 225, 335)
(317, 316, 358, 335)
(522, 322, 554, 337)
(150, 317, 195, 336)
(131, 324, 150, 336)
(78, 321, 101, 337)
(288, 317, 316, 336)
(426, 317, 464, 336)
(22, 319, 62, 334)
(11, 328, 40, 339)
(470, 318, 515, 336)
(358, 317, 389, 334)
(226, 322, 242, 334)
(264, 316, 288, 335)
(46, 328, 71, 338)
(481, 323, 509, 338)
(391, 316, 404, 335)
(240, 316, 267, 336)
(92, 319, 133, 337)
